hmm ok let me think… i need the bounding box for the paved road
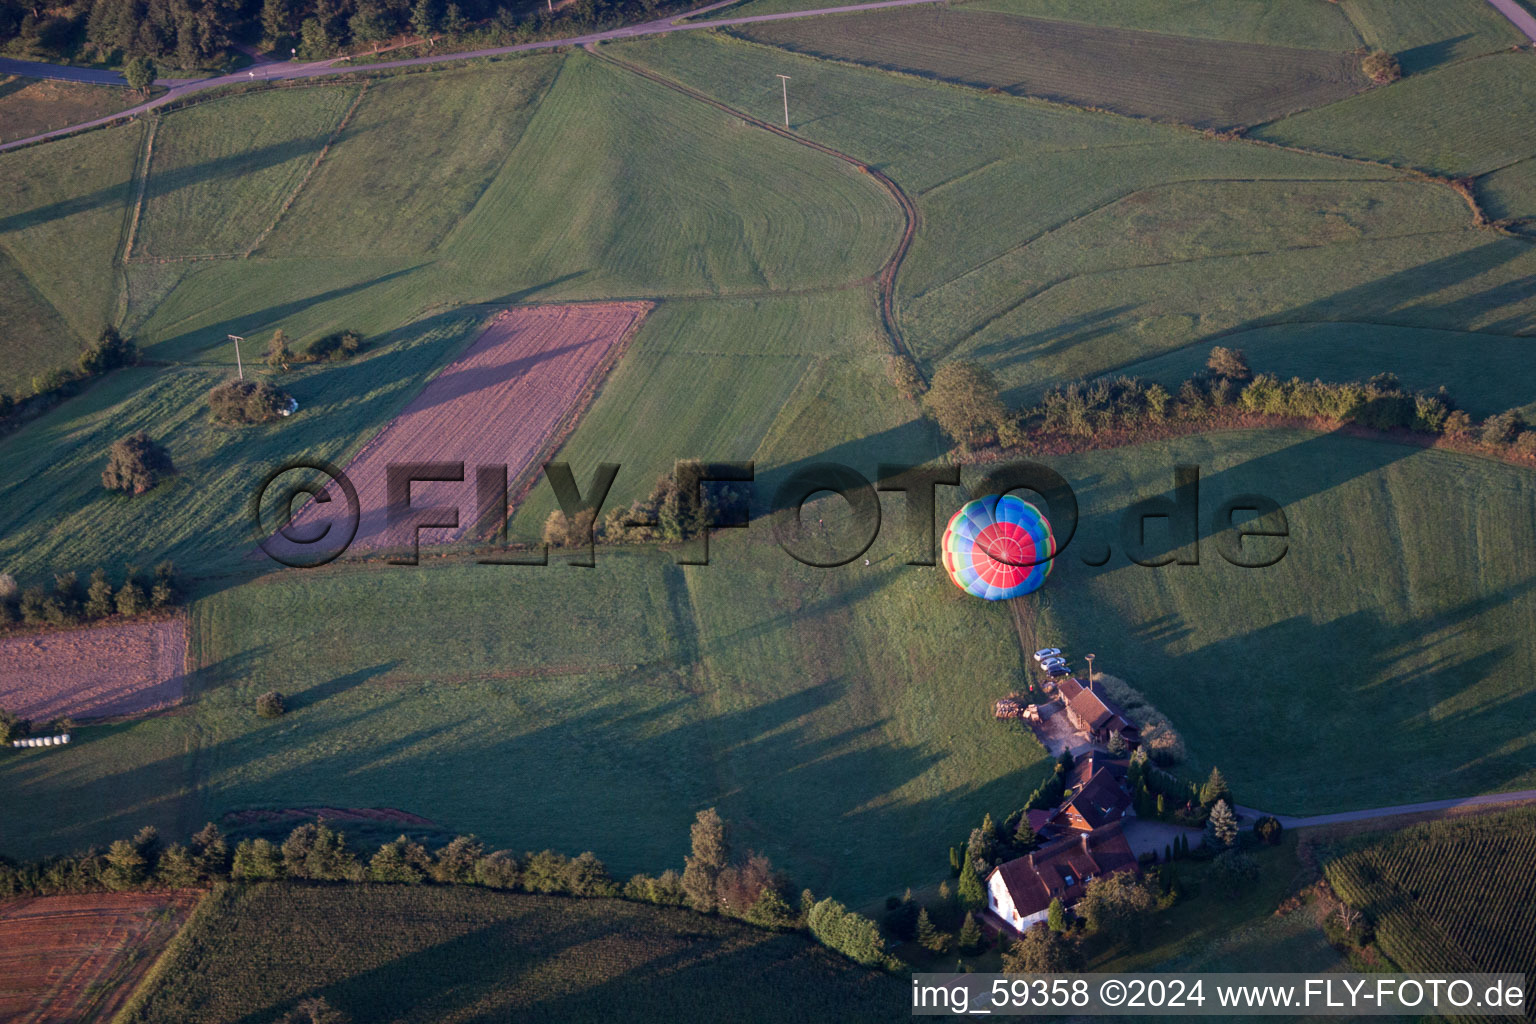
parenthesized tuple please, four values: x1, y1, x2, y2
(0, 0, 948, 153)
(1237, 789, 1536, 830)
(1486, 0, 1536, 43)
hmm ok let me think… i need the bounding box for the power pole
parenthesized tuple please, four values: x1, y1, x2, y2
(229, 335, 245, 380)
(776, 74, 791, 129)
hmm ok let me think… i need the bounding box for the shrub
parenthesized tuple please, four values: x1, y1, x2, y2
(0, 573, 16, 602)
(102, 431, 175, 495)
(1213, 848, 1259, 891)
(924, 361, 1011, 447)
(78, 326, 137, 377)
(1206, 346, 1252, 382)
(1362, 49, 1401, 84)
(1254, 815, 1283, 845)
(885, 354, 927, 400)
(1480, 409, 1524, 448)
(208, 379, 294, 425)
(84, 568, 114, 618)
(0, 707, 32, 744)
(1002, 923, 1083, 972)
(307, 329, 365, 362)
(257, 690, 287, 718)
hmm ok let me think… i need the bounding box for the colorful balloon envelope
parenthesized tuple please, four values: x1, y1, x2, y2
(941, 494, 1055, 600)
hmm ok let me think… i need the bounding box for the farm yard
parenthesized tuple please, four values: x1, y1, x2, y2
(0, 618, 186, 721)
(0, 890, 202, 1024)
(273, 302, 650, 557)
(117, 884, 908, 1023)
(0, 0, 1535, 998)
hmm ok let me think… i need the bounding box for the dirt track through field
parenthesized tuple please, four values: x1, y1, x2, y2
(272, 302, 650, 557)
(0, 618, 187, 721)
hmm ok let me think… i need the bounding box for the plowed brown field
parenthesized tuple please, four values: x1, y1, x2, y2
(273, 302, 650, 557)
(0, 618, 187, 721)
(0, 891, 202, 1024)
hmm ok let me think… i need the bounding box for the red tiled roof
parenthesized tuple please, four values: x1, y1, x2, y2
(1055, 766, 1131, 831)
(988, 824, 1138, 920)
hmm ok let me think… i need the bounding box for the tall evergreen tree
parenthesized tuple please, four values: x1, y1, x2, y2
(681, 807, 729, 912)
(957, 849, 985, 909)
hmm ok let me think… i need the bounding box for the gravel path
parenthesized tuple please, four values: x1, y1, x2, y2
(1237, 789, 1536, 830)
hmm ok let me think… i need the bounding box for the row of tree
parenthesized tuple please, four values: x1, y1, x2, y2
(0, 562, 181, 629)
(3, 0, 685, 67)
(920, 346, 1536, 460)
(0, 807, 895, 969)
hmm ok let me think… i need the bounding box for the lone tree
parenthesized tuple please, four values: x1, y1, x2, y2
(102, 431, 175, 495)
(123, 55, 157, 96)
(681, 807, 730, 912)
(923, 360, 1014, 448)
(957, 847, 985, 909)
(1362, 49, 1402, 85)
(1205, 799, 1239, 849)
(257, 690, 287, 718)
(1002, 923, 1083, 973)
(1206, 346, 1252, 382)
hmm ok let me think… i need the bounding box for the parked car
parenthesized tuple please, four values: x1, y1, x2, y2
(1033, 648, 1062, 662)
(1040, 657, 1067, 670)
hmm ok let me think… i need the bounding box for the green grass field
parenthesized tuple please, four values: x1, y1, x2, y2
(1032, 430, 1536, 815)
(734, 7, 1367, 129)
(0, 122, 142, 389)
(135, 85, 361, 258)
(1323, 806, 1536, 991)
(1253, 52, 1536, 176)
(120, 884, 908, 1023)
(0, 74, 146, 144)
(959, 0, 1363, 51)
(611, 31, 1536, 405)
(1335, 0, 1525, 73)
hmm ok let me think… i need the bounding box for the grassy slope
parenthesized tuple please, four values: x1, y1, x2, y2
(611, 32, 1536, 404)
(1117, 322, 1536, 420)
(1253, 53, 1536, 176)
(0, 75, 143, 144)
(135, 85, 361, 258)
(1035, 430, 1536, 814)
(120, 884, 908, 1024)
(958, 0, 1362, 50)
(1336, 0, 1525, 73)
(258, 60, 562, 257)
(0, 312, 489, 582)
(735, 7, 1367, 129)
(0, 122, 142, 383)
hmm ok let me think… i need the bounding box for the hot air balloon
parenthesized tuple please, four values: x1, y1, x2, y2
(941, 494, 1055, 600)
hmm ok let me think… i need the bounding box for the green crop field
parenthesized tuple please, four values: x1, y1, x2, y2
(1253, 52, 1536, 176)
(1030, 430, 1536, 815)
(734, 7, 1367, 129)
(1480, 157, 1536, 225)
(120, 884, 908, 1023)
(1323, 806, 1536, 992)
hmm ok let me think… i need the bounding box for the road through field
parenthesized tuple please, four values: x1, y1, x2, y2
(0, 0, 956, 152)
(1238, 789, 1536, 830)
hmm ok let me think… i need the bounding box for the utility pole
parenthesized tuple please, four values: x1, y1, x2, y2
(229, 335, 245, 380)
(776, 74, 791, 129)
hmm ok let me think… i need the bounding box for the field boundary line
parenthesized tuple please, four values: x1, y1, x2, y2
(121, 114, 158, 264)
(245, 81, 369, 258)
(586, 45, 925, 380)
